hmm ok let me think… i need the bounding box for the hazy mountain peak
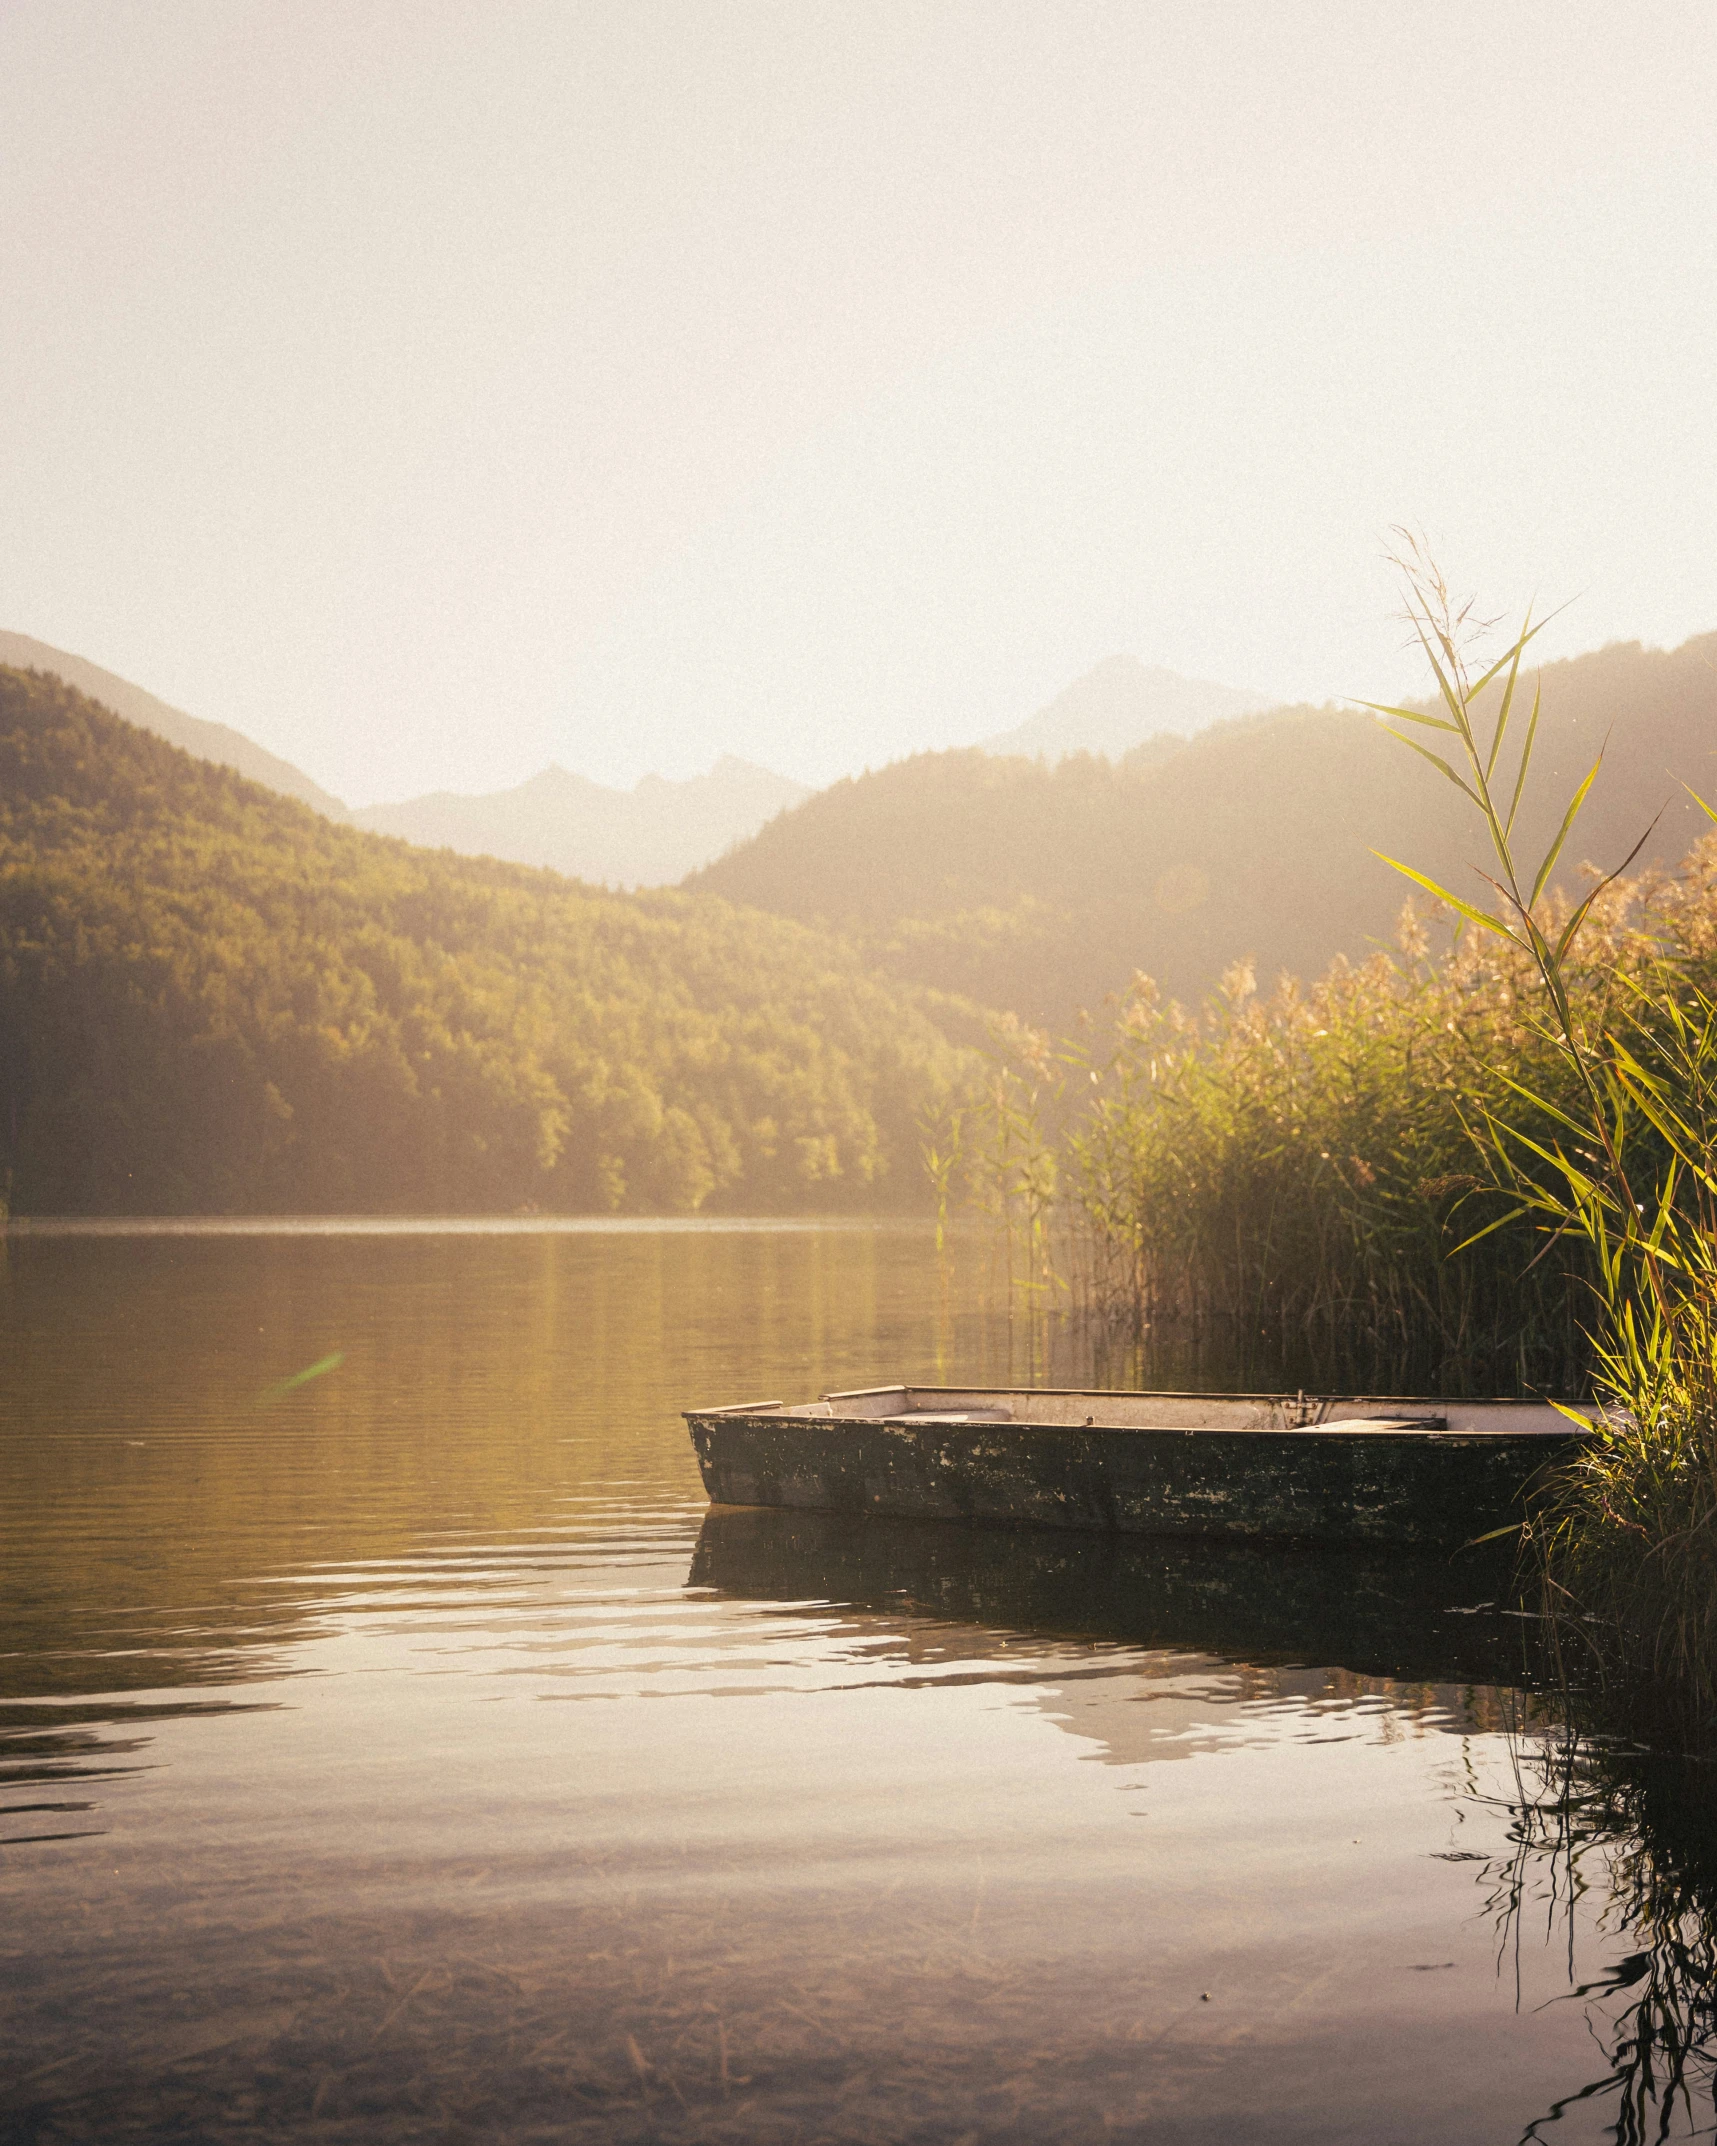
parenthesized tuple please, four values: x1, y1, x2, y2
(518, 763, 604, 798)
(353, 755, 811, 887)
(982, 655, 1272, 762)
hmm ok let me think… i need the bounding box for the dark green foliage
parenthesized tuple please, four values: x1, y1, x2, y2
(0, 668, 963, 1215)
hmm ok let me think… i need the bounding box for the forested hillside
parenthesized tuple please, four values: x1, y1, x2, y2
(690, 634, 1717, 1029)
(0, 630, 351, 819)
(0, 670, 963, 1216)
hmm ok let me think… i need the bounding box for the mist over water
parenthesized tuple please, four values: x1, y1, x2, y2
(0, 1223, 1709, 2141)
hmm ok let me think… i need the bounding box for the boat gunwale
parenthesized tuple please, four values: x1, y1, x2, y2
(815, 1383, 1576, 1408)
(684, 1385, 1598, 1442)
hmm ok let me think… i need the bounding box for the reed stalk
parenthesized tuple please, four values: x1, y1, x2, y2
(1370, 542, 1717, 1745)
(992, 924, 1603, 1395)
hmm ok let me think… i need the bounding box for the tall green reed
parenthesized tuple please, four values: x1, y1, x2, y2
(1371, 541, 1717, 1742)
(1018, 919, 1603, 1394)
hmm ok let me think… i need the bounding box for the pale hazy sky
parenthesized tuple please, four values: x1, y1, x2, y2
(4, 2, 1716, 803)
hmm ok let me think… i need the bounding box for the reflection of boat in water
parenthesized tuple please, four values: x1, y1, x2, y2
(684, 1383, 1588, 1549)
(688, 1504, 1536, 1690)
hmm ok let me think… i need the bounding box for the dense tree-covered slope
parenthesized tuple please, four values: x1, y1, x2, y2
(0, 629, 351, 819)
(0, 669, 963, 1216)
(688, 634, 1717, 1029)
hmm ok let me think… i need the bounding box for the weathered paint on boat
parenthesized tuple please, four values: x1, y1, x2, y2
(683, 1384, 1592, 1548)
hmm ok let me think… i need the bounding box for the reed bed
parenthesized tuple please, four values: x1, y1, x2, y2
(938, 550, 1717, 1744)
(938, 880, 1677, 1396)
(955, 915, 1619, 1394)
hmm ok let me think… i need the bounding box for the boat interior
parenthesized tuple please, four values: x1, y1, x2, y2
(698, 1386, 1587, 1438)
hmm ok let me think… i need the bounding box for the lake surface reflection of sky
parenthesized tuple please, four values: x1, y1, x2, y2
(1, 1223, 1712, 2143)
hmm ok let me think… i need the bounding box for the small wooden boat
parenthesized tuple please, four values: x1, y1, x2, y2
(683, 1384, 1593, 1548)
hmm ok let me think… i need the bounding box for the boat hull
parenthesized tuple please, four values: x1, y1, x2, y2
(690, 1506, 1532, 1687)
(684, 1401, 1586, 1548)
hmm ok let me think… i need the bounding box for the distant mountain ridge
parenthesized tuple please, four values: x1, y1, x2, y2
(0, 666, 958, 1216)
(355, 756, 811, 887)
(0, 630, 351, 820)
(2, 630, 810, 887)
(981, 656, 1271, 760)
(689, 633, 1717, 1032)
(2, 631, 1272, 882)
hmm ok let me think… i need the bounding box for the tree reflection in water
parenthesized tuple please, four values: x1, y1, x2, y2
(1487, 1722, 1717, 2143)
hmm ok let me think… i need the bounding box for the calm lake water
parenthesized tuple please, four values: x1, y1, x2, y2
(1, 1220, 1713, 2144)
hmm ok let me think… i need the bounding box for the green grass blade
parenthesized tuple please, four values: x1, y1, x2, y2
(1483, 611, 1532, 781)
(1449, 1203, 1539, 1254)
(1356, 699, 1461, 734)
(1466, 604, 1563, 697)
(1372, 852, 1511, 936)
(1486, 1076, 1596, 1143)
(1380, 727, 1485, 808)
(1504, 680, 1541, 842)
(1529, 747, 1606, 906)
(1549, 1400, 1603, 1431)
(1549, 807, 1664, 964)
